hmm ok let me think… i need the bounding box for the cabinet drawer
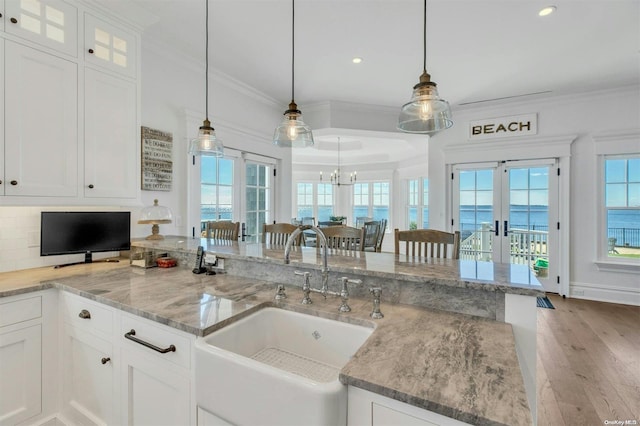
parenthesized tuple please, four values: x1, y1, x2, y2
(61, 293, 114, 337)
(0, 296, 41, 328)
(120, 314, 191, 369)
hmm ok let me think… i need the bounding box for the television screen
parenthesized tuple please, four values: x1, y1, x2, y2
(40, 211, 131, 262)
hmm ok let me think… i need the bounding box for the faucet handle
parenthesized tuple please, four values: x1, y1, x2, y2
(369, 287, 384, 319)
(295, 271, 312, 305)
(338, 277, 362, 313)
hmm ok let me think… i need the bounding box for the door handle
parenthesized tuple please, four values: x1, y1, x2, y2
(504, 221, 508, 237)
(241, 223, 247, 242)
(495, 220, 499, 236)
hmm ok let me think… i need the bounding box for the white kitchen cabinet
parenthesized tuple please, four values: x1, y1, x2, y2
(348, 386, 472, 426)
(0, 295, 42, 425)
(60, 292, 118, 426)
(61, 325, 117, 426)
(3, 0, 77, 57)
(3, 39, 78, 197)
(119, 313, 194, 426)
(84, 67, 137, 199)
(84, 13, 136, 79)
(0, 0, 140, 204)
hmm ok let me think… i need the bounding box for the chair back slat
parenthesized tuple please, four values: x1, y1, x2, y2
(394, 229, 461, 259)
(321, 226, 364, 252)
(263, 223, 301, 246)
(206, 221, 240, 240)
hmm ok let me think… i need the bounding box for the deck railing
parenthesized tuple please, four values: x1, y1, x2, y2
(460, 223, 549, 266)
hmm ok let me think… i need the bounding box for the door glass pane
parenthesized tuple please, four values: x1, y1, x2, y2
(200, 157, 233, 234)
(508, 167, 549, 271)
(458, 169, 494, 261)
(245, 162, 270, 243)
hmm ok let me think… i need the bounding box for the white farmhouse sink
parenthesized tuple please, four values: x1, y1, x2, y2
(195, 307, 373, 426)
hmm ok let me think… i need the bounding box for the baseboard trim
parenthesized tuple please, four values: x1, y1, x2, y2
(570, 281, 640, 306)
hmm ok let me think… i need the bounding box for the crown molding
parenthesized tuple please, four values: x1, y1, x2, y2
(144, 39, 280, 110)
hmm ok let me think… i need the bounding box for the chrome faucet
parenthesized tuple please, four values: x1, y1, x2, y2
(284, 225, 329, 297)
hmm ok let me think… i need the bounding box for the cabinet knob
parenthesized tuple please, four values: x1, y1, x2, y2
(101, 357, 111, 365)
(78, 309, 91, 319)
(0, 13, 3, 18)
(10, 17, 17, 24)
(10, 180, 17, 186)
(88, 184, 94, 189)
(88, 48, 94, 54)
(0, 180, 2, 185)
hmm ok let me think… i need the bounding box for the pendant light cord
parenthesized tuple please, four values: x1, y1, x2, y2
(205, 0, 209, 120)
(423, 0, 427, 73)
(291, 0, 295, 102)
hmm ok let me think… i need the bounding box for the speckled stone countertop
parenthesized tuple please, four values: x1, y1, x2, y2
(0, 262, 532, 426)
(132, 237, 544, 297)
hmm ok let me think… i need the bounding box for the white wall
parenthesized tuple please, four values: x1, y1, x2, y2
(428, 86, 640, 305)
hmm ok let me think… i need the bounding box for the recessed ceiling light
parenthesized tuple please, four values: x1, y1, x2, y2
(538, 6, 556, 16)
(352, 57, 363, 64)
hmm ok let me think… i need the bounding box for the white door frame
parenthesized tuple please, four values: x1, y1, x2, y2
(444, 134, 576, 297)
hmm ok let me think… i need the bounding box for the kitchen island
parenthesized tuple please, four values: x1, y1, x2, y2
(0, 237, 541, 426)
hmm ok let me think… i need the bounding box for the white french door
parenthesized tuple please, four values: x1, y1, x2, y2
(240, 154, 276, 243)
(452, 159, 560, 292)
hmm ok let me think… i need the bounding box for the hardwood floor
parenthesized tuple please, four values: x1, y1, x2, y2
(537, 294, 640, 426)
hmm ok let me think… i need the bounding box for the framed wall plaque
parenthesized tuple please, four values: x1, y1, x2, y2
(141, 126, 173, 191)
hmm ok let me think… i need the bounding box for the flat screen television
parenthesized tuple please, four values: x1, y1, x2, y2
(40, 211, 131, 267)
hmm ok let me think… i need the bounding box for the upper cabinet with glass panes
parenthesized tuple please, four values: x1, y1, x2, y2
(3, 0, 77, 56)
(84, 13, 136, 78)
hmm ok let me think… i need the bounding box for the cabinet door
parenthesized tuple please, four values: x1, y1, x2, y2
(0, 324, 42, 425)
(4, 40, 78, 197)
(84, 13, 136, 78)
(84, 67, 137, 199)
(4, 0, 77, 57)
(62, 325, 116, 426)
(120, 349, 191, 426)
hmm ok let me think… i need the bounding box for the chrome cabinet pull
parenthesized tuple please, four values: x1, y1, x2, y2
(124, 329, 176, 354)
(78, 309, 91, 319)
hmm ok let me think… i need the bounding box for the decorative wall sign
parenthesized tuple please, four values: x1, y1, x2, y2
(468, 113, 537, 140)
(141, 126, 173, 191)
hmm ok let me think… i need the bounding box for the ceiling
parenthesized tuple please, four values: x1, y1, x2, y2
(112, 0, 639, 164)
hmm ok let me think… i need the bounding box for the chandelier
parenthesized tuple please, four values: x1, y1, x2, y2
(320, 138, 357, 186)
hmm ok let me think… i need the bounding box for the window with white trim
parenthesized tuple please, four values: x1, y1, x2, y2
(407, 178, 429, 230)
(353, 181, 390, 229)
(604, 155, 640, 260)
(295, 182, 334, 222)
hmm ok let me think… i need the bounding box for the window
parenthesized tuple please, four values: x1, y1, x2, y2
(295, 182, 334, 222)
(317, 183, 334, 222)
(604, 155, 640, 260)
(407, 178, 429, 230)
(353, 181, 390, 229)
(201, 156, 233, 234)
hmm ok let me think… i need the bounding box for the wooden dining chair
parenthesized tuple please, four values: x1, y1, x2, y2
(262, 223, 301, 245)
(355, 216, 373, 228)
(361, 221, 381, 251)
(321, 226, 364, 251)
(394, 228, 461, 259)
(206, 221, 240, 240)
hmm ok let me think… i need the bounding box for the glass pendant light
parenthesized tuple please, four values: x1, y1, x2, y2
(189, 0, 224, 157)
(273, 0, 314, 148)
(398, 0, 453, 135)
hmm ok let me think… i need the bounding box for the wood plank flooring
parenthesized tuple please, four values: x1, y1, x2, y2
(537, 294, 640, 426)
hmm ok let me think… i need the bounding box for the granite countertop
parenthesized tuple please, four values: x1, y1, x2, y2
(131, 237, 544, 297)
(0, 262, 532, 426)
